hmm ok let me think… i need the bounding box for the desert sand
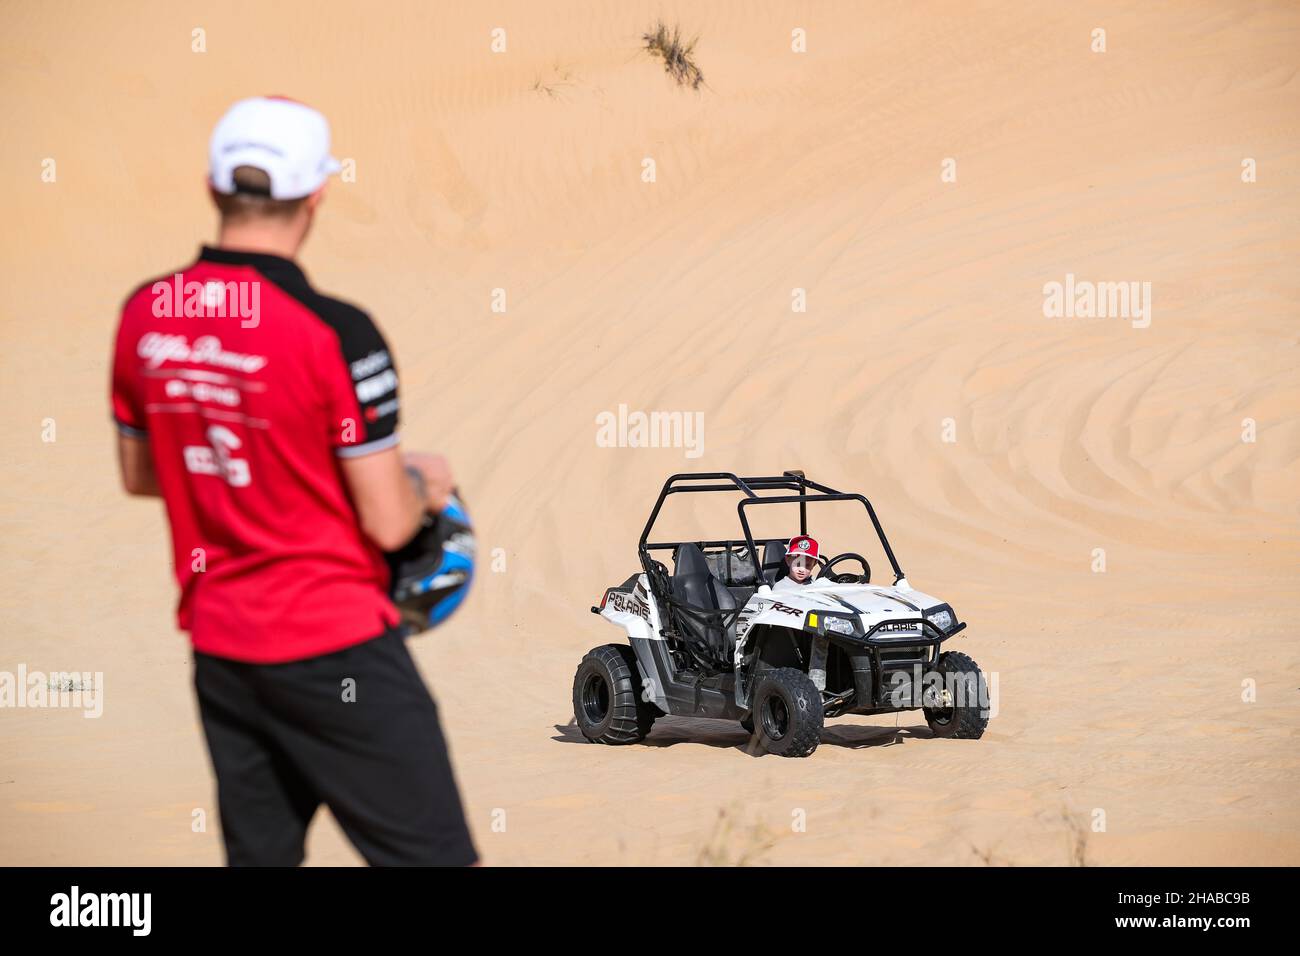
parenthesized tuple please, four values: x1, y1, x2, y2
(1, 0, 1297, 865)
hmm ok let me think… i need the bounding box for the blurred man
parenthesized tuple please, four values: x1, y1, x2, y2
(110, 96, 477, 866)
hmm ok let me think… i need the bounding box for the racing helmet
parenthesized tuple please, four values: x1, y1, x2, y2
(387, 492, 475, 634)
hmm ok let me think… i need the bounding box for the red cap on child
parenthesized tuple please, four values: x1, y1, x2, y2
(786, 535, 819, 560)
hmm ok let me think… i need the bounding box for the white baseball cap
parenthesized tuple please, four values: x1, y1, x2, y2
(208, 96, 342, 200)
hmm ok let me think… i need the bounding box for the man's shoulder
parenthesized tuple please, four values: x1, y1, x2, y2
(274, 278, 383, 347)
(299, 291, 388, 373)
(119, 262, 197, 315)
(284, 283, 373, 327)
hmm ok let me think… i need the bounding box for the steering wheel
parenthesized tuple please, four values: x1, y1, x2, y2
(819, 552, 871, 584)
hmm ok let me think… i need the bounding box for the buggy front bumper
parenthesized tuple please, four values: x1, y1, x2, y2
(803, 612, 964, 647)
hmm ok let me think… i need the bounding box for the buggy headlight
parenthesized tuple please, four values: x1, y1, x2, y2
(822, 616, 856, 636)
(800, 613, 852, 634)
(805, 611, 861, 638)
(925, 606, 955, 633)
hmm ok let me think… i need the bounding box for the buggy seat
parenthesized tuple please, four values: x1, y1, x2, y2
(760, 539, 788, 585)
(671, 544, 739, 666)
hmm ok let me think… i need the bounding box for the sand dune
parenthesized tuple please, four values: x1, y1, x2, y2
(1, 0, 1297, 865)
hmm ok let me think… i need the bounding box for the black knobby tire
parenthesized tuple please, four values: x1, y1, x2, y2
(752, 667, 823, 757)
(924, 651, 989, 739)
(572, 644, 657, 744)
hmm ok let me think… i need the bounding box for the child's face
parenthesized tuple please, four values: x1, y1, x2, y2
(786, 554, 816, 582)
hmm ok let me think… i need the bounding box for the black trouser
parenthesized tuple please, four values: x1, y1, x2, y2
(194, 627, 477, 866)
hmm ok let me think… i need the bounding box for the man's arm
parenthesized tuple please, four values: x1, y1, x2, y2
(313, 303, 454, 551)
(117, 432, 161, 497)
(340, 447, 453, 552)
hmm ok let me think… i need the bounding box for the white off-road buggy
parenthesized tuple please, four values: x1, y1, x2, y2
(572, 471, 990, 757)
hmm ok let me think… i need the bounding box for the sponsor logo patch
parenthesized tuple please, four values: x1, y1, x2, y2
(356, 368, 398, 403)
(163, 378, 240, 407)
(607, 591, 650, 621)
(350, 349, 391, 379)
(138, 333, 267, 373)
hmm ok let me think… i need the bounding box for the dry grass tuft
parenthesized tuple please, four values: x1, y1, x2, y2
(642, 20, 704, 90)
(695, 805, 776, 866)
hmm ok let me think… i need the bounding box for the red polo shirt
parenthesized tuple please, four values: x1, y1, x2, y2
(111, 246, 402, 662)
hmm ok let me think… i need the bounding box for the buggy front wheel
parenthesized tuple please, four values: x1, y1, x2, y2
(923, 651, 989, 740)
(752, 668, 823, 757)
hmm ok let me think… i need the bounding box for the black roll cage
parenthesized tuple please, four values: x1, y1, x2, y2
(637, 471, 906, 606)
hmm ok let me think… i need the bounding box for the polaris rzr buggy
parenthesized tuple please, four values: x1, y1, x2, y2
(572, 472, 989, 757)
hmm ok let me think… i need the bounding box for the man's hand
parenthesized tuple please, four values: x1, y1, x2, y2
(402, 452, 454, 513)
(340, 448, 455, 552)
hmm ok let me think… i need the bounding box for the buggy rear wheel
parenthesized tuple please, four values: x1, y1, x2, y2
(752, 668, 823, 757)
(572, 644, 656, 744)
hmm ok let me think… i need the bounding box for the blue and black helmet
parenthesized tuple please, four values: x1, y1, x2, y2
(387, 493, 475, 634)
